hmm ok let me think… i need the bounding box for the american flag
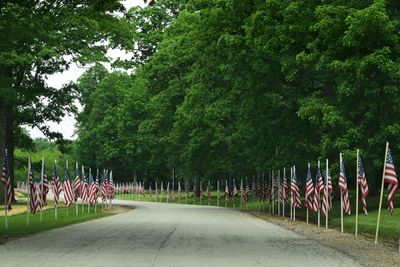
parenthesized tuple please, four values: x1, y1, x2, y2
(206, 181, 211, 204)
(338, 157, 351, 214)
(108, 173, 115, 199)
(166, 182, 170, 200)
(42, 173, 49, 206)
(171, 189, 175, 201)
(52, 161, 62, 207)
(291, 167, 301, 208)
(322, 167, 332, 216)
(245, 178, 250, 203)
(217, 180, 221, 200)
(82, 174, 89, 202)
(252, 178, 256, 200)
(149, 183, 153, 199)
(199, 182, 203, 200)
(155, 181, 159, 201)
(313, 164, 323, 212)
(1, 150, 12, 210)
(73, 164, 81, 201)
(281, 171, 288, 204)
(233, 180, 238, 201)
(178, 181, 182, 200)
(193, 183, 197, 200)
(384, 148, 398, 213)
(89, 175, 99, 206)
(357, 157, 369, 215)
(305, 165, 314, 211)
(101, 176, 107, 203)
(240, 179, 244, 204)
(64, 166, 74, 207)
(29, 166, 37, 213)
(225, 180, 229, 201)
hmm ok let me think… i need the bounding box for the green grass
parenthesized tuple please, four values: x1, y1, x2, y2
(116, 190, 400, 242)
(0, 203, 114, 237)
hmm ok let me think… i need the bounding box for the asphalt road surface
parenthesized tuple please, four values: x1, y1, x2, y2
(0, 200, 360, 266)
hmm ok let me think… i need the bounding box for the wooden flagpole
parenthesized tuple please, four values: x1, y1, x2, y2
(325, 158, 329, 230)
(88, 168, 91, 213)
(283, 167, 285, 217)
(317, 160, 321, 227)
(40, 157, 44, 223)
(340, 153, 344, 234)
(75, 162, 79, 215)
(375, 142, 389, 244)
(355, 149, 359, 238)
(26, 156, 30, 226)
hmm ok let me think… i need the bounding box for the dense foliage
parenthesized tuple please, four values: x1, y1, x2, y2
(75, 0, 400, 191)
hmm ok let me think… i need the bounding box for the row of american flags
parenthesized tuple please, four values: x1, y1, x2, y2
(1, 151, 117, 228)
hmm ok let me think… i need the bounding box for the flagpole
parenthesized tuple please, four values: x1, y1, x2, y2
(278, 170, 281, 216)
(40, 157, 44, 223)
(82, 165, 85, 214)
(95, 169, 99, 213)
(317, 160, 320, 227)
(375, 142, 389, 244)
(272, 170, 275, 215)
(66, 160, 69, 217)
(75, 162, 79, 216)
(54, 159, 58, 221)
(306, 163, 310, 224)
(88, 168, 91, 213)
(293, 166, 296, 221)
(325, 158, 329, 230)
(283, 167, 285, 217)
(290, 166, 293, 221)
(340, 153, 344, 234)
(355, 149, 359, 238)
(26, 156, 30, 227)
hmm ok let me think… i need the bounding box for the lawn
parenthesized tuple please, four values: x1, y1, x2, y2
(116, 189, 400, 243)
(0, 203, 115, 237)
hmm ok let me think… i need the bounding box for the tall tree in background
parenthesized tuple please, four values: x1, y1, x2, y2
(0, 1, 132, 200)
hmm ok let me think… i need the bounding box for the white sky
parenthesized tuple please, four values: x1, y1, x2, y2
(25, 0, 144, 140)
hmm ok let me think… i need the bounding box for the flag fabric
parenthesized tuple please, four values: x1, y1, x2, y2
(384, 148, 398, 213)
(240, 179, 244, 204)
(82, 174, 89, 202)
(42, 173, 49, 206)
(73, 166, 81, 201)
(109, 175, 115, 199)
(193, 184, 197, 201)
(225, 180, 229, 201)
(161, 182, 164, 199)
(89, 177, 99, 206)
(200, 182, 203, 200)
(338, 158, 351, 215)
(291, 167, 301, 208)
(101, 178, 107, 203)
(305, 165, 314, 211)
(313, 165, 323, 212)
(149, 184, 153, 199)
(217, 180, 221, 200)
(178, 182, 182, 200)
(206, 181, 211, 204)
(1, 151, 12, 210)
(52, 162, 62, 207)
(233, 180, 238, 201)
(322, 167, 333, 216)
(29, 166, 37, 213)
(357, 157, 369, 215)
(252, 179, 256, 200)
(64, 167, 74, 207)
(155, 182, 159, 201)
(245, 179, 250, 203)
(166, 182, 170, 200)
(171, 189, 175, 201)
(281, 172, 288, 204)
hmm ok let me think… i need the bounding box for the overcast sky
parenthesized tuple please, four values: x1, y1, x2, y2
(25, 0, 144, 140)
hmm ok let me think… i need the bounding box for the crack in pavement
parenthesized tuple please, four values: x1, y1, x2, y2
(151, 226, 177, 267)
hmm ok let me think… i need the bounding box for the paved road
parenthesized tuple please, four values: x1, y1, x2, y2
(0, 200, 360, 266)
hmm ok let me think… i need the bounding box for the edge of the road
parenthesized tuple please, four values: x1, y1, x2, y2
(244, 211, 400, 267)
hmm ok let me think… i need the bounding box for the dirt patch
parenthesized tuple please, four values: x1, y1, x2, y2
(248, 211, 400, 267)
